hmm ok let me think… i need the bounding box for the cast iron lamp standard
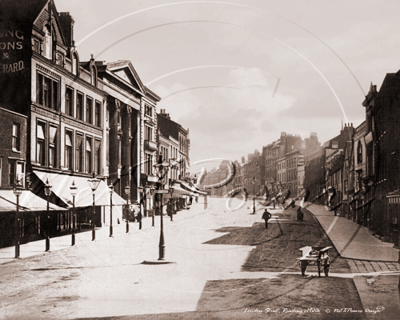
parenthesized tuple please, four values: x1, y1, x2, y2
(13, 179, 23, 258)
(44, 178, 52, 251)
(87, 173, 100, 241)
(251, 177, 257, 214)
(109, 184, 114, 237)
(70, 181, 78, 246)
(153, 156, 173, 261)
(124, 184, 130, 233)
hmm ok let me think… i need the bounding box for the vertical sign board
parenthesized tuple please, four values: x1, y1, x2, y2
(0, 1, 32, 114)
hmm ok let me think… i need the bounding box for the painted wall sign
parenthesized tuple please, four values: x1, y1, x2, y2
(0, 3, 32, 115)
(0, 29, 26, 73)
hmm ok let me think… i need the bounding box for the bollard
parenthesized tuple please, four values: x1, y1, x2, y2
(92, 228, 95, 241)
(71, 233, 75, 246)
(139, 221, 142, 230)
(152, 211, 155, 227)
(126, 220, 129, 233)
(45, 236, 50, 251)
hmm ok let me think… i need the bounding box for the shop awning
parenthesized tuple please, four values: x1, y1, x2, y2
(192, 185, 207, 195)
(180, 181, 207, 195)
(0, 190, 66, 212)
(33, 171, 126, 208)
(165, 183, 192, 198)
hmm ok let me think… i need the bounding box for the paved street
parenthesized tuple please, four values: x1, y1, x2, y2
(0, 197, 399, 319)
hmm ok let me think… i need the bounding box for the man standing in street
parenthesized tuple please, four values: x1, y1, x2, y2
(262, 209, 272, 229)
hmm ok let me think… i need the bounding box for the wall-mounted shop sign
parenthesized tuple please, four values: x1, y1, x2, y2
(0, 29, 26, 73)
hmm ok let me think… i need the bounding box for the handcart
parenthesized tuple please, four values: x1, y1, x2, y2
(297, 246, 332, 277)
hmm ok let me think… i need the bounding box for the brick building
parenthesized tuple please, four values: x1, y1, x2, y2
(0, 0, 126, 238)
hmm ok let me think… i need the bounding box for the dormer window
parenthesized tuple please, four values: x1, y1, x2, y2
(43, 25, 52, 60)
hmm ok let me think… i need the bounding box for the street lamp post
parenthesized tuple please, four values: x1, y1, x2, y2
(70, 181, 78, 246)
(154, 156, 172, 261)
(109, 184, 114, 237)
(125, 184, 130, 233)
(87, 173, 100, 241)
(251, 177, 257, 214)
(150, 186, 155, 227)
(138, 186, 144, 230)
(13, 179, 23, 258)
(44, 178, 52, 251)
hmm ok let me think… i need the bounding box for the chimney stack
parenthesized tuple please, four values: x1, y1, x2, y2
(58, 12, 75, 48)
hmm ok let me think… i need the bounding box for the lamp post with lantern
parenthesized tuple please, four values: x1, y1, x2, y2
(70, 181, 77, 246)
(153, 155, 174, 261)
(125, 184, 130, 233)
(44, 178, 52, 251)
(251, 177, 257, 214)
(87, 173, 100, 241)
(13, 179, 23, 258)
(109, 184, 114, 237)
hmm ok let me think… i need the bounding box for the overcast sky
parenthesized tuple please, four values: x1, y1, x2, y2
(55, 0, 399, 169)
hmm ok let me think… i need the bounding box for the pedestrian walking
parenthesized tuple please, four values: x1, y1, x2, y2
(272, 197, 276, 209)
(262, 209, 272, 229)
(297, 207, 303, 222)
(136, 210, 142, 230)
(167, 200, 173, 221)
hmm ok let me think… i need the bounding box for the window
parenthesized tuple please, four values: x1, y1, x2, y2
(145, 105, 152, 117)
(357, 141, 363, 164)
(36, 73, 59, 110)
(9, 160, 15, 186)
(12, 123, 20, 152)
(65, 130, 73, 170)
(356, 170, 362, 191)
(332, 141, 339, 149)
(86, 137, 92, 173)
(56, 53, 64, 67)
(76, 134, 83, 172)
(94, 140, 101, 175)
(33, 39, 40, 54)
(43, 25, 52, 60)
(36, 122, 46, 165)
(49, 126, 57, 168)
(86, 97, 93, 124)
(76, 92, 83, 120)
(145, 153, 152, 175)
(8, 160, 24, 187)
(144, 125, 152, 141)
(65, 87, 73, 116)
(95, 101, 101, 127)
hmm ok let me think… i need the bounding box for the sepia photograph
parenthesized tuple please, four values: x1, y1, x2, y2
(0, 0, 399, 319)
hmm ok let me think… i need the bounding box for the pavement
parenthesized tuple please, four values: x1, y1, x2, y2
(1, 197, 400, 319)
(302, 201, 399, 262)
(298, 201, 400, 320)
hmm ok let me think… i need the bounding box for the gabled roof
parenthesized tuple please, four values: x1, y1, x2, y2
(97, 60, 161, 102)
(106, 60, 146, 94)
